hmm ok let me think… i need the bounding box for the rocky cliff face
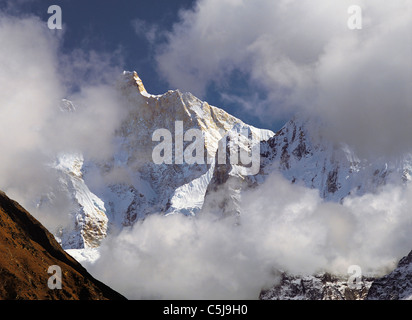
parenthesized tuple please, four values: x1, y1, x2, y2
(206, 116, 412, 205)
(0, 190, 125, 300)
(260, 272, 374, 300)
(203, 115, 412, 222)
(367, 250, 412, 300)
(256, 117, 412, 201)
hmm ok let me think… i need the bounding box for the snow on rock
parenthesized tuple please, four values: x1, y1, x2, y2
(165, 162, 216, 216)
(52, 153, 108, 249)
(44, 71, 412, 299)
(96, 71, 274, 226)
(53, 71, 274, 250)
(260, 272, 374, 300)
(66, 248, 101, 266)
(256, 117, 412, 202)
(367, 250, 412, 300)
(204, 115, 412, 220)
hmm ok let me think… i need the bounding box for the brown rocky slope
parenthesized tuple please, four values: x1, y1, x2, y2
(0, 190, 125, 300)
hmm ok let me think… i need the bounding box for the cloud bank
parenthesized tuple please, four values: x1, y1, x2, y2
(155, 0, 412, 158)
(86, 172, 412, 299)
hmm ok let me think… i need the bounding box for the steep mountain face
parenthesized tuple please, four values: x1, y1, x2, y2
(205, 116, 412, 211)
(0, 190, 125, 300)
(257, 117, 412, 201)
(367, 250, 412, 300)
(52, 94, 412, 249)
(201, 114, 412, 300)
(109, 71, 273, 220)
(203, 116, 412, 222)
(53, 153, 108, 249)
(50, 71, 273, 249)
(38, 70, 412, 300)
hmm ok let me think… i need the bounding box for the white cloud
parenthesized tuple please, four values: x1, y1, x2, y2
(88, 213, 279, 299)
(0, 13, 128, 231)
(132, 18, 159, 44)
(240, 173, 412, 276)
(1, 2, 411, 300)
(155, 0, 412, 158)
(85, 171, 412, 299)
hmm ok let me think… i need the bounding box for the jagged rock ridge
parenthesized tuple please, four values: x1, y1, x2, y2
(367, 250, 412, 300)
(260, 272, 374, 300)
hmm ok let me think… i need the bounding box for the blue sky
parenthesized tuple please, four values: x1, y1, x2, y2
(2, 0, 194, 93)
(0, 0, 410, 300)
(1, 0, 410, 152)
(2, 0, 286, 131)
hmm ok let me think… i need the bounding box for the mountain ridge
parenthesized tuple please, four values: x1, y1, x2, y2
(0, 190, 125, 299)
(34, 70, 412, 300)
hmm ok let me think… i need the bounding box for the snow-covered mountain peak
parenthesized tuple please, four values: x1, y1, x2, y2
(121, 70, 148, 96)
(117, 70, 274, 161)
(48, 70, 411, 258)
(46, 71, 277, 248)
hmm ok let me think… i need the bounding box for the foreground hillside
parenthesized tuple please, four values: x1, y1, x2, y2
(0, 191, 125, 300)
